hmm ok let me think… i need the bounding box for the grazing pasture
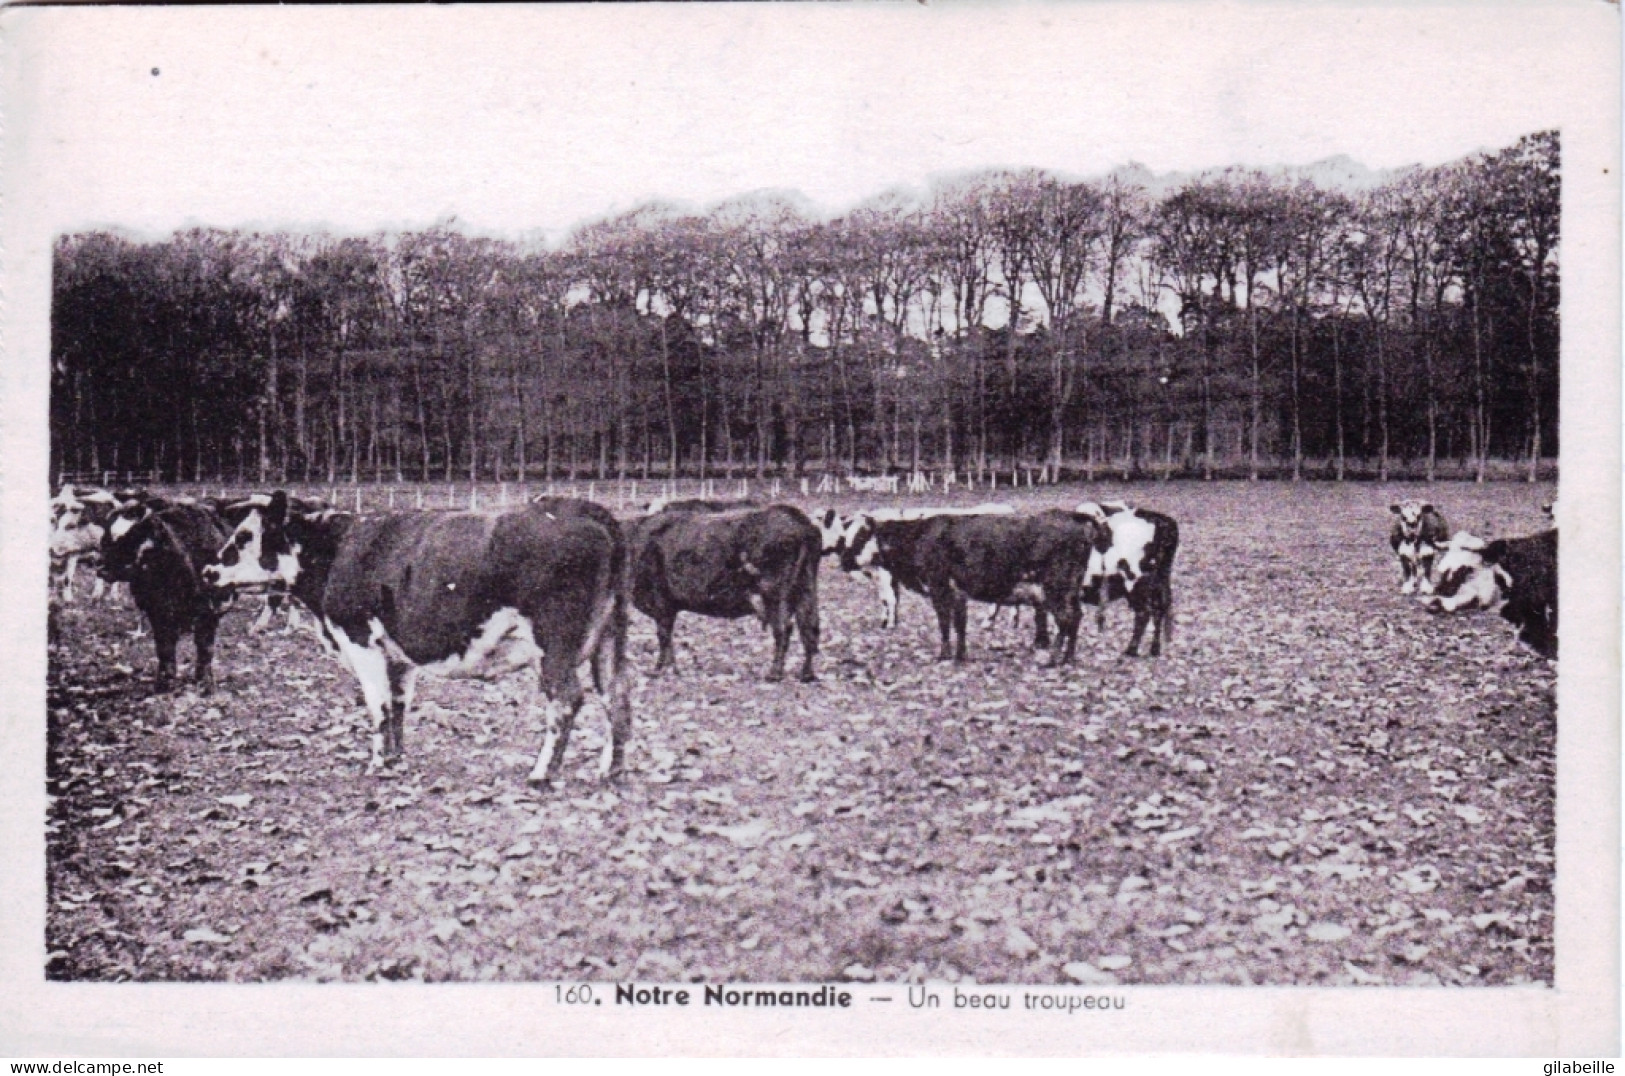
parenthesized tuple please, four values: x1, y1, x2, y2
(45, 481, 1555, 986)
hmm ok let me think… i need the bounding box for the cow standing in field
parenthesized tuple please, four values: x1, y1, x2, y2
(628, 502, 821, 682)
(820, 504, 1015, 628)
(202, 492, 632, 786)
(1427, 528, 1558, 658)
(985, 502, 1179, 659)
(97, 501, 229, 692)
(50, 486, 127, 601)
(1074, 501, 1180, 658)
(845, 511, 1101, 665)
(1390, 501, 1450, 595)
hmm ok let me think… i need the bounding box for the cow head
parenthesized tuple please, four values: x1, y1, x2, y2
(816, 508, 847, 556)
(105, 496, 163, 543)
(839, 516, 882, 573)
(1390, 501, 1435, 539)
(98, 513, 162, 584)
(203, 491, 304, 592)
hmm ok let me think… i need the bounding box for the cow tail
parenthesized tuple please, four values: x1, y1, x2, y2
(792, 528, 819, 613)
(577, 530, 629, 705)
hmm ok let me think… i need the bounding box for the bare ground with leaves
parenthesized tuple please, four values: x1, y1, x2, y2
(45, 482, 1555, 986)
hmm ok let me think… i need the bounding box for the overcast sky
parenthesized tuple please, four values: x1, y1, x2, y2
(4, 3, 1612, 243)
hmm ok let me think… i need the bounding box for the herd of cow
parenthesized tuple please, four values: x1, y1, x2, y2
(47, 483, 1555, 792)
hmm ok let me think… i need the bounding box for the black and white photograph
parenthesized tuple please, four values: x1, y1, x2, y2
(2, 2, 1617, 1057)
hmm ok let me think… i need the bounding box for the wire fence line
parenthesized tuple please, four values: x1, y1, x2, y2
(56, 471, 1063, 515)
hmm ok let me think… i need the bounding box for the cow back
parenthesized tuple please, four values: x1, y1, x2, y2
(323, 510, 618, 667)
(629, 505, 817, 619)
(920, 512, 1097, 604)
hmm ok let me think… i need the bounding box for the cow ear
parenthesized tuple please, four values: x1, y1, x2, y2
(1420, 503, 1435, 514)
(1389, 504, 1402, 514)
(266, 491, 289, 528)
(1482, 538, 1508, 565)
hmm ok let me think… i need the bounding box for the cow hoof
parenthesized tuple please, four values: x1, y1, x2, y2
(1123, 647, 1141, 658)
(527, 775, 556, 792)
(797, 669, 817, 683)
(764, 670, 785, 684)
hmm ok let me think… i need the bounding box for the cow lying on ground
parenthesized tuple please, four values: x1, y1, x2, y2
(97, 501, 229, 692)
(202, 492, 632, 786)
(1390, 501, 1450, 594)
(843, 510, 1101, 665)
(819, 504, 1014, 628)
(629, 501, 820, 682)
(1427, 528, 1558, 658)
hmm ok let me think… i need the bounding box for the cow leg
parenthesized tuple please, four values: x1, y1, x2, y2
(1032, 609, 1051, 649)
(382, 663, 414, 759)
(88, 574, 106, 603)
(876, 569, 898, 629)
(1146, 581, 1169, 657)
(152, 621, 179, 691)
(1398, 554, 1417, 594)
(327, 627, 396, 770)
(528, 653, 586, 789)
(252, 597, 275, 632)
(794, 584, 820, 683)
(60, 556, 78, 603)
(764, 593, 793, 683)
(952, 593, 969, 662)
(1416, 552, 1437, 596)
(654, 610, 679, 672)
(1048, 603, 1081, 666)
(192, 615, 219, 695)
(931, 592, 956, 662)
(1125, 586, 1152, 657)
(596, 634, 632, 782)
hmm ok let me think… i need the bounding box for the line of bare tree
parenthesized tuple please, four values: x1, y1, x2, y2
(51, 131, 1557, 486)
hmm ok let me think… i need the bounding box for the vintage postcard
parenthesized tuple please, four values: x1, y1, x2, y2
(0, 1, 1617, 1057)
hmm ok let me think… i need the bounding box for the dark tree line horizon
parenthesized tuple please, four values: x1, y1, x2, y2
(51, 131, 1558, 488)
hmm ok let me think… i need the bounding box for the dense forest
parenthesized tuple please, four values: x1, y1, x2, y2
(50, 131, 1557, 486)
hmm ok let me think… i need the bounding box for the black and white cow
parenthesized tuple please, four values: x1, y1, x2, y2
(1074, 501, 1180, 657)
(820, 504, 1015, 628)
(220, 494, 333, 633)
(50, 486, 128, 601)
(628, 502, 821, 682)
(97, 501, 229, 692)
(202, 492, 632, 786)
(1427, 528, 1558, 658)
(845, 511, 1102, 665)
(1389, 501, 1450, 595)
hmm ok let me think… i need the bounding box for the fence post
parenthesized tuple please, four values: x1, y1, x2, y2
(355, 488, 362, 513)
(388, 489, 395, 509)
(471, 486, 478, 510)
(500, 482, 508, 507)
